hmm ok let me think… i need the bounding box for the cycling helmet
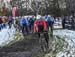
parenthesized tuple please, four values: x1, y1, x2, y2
(36, 15, 41, 20)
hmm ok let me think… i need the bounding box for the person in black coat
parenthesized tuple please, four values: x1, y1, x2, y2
(0, 18, 2, 30)
(71, 16, 75, 30)
(62, 16, 66, 29)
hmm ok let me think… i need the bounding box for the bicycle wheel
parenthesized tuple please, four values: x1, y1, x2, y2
(40, 33, 48, 52)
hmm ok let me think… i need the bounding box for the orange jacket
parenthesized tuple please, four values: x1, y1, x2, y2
(34, 19, 47, 33)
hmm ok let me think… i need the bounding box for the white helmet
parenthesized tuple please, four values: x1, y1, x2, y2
(36, 15, 41, 20)
(48, 15, 51, 17)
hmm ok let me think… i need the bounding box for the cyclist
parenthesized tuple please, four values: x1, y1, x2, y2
(34, 15, 49, 48)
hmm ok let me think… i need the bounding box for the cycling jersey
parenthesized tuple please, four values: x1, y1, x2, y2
(34, 19, 47, 33)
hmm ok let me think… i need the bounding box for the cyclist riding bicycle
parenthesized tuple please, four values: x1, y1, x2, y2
(34, 15, 49, 48)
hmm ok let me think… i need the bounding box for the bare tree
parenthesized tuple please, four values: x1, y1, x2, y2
(4, 0, 75, 16)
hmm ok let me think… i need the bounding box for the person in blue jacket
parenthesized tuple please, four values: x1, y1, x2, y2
(18, 16, 24, 33)
(22, 16, 29, 35)
(19, 16, 23, 27)
(47, 15, 54, 36)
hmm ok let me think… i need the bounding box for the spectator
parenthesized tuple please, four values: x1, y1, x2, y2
(0, 17, 2, 30)
(22, 17, 29, 35)
(62, 16, 66, 29)
(18, 16, 24, 33)
(47, 15, 54, 36)
(29, 16, 35, 33)
(1, 16, 7, 28)
(71, 16, 75, 30)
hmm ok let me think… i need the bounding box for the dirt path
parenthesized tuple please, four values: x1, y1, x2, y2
(0, 34, 43, 57)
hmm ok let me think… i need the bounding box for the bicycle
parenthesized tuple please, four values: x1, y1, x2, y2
(38, 32, 49, 52)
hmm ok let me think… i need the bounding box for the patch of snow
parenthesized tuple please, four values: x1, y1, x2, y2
(53, 29, 75, 57)
(0, 25, 16, 47)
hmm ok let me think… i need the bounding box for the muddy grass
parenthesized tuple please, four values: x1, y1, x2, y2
(0, 33, 68, 57)
(0, 33, 45, 57)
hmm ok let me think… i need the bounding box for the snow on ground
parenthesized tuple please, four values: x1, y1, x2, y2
(0, 25, 16, 47)
(53, 29, 75, 57)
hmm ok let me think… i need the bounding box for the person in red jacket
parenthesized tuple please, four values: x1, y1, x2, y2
(34, 18, 47, 33)
(34, 15, 49, 48)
